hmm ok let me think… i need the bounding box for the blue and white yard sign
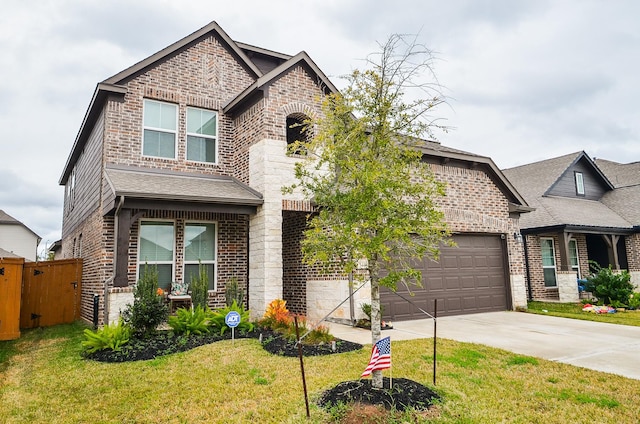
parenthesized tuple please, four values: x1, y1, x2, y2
(225, 311, 241, 328)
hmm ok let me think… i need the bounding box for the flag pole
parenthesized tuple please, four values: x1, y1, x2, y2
(389, 337, 392, 389)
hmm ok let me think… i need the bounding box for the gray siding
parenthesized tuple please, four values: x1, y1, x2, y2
(547, 157, 609, 200)
(62, 108, 105, 238)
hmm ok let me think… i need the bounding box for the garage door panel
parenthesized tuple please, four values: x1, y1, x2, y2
(382, 234, 509, 319)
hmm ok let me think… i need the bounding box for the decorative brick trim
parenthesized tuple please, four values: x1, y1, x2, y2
(282, 199, 315, 212)
(108, 286, 134, 294)
(143, 87, 180, 103)
(442, 208, 512, 232)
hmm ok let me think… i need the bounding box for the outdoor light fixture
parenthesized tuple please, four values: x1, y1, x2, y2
(513, 232, 523, 243)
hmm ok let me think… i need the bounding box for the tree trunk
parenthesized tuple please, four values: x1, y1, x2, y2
(370, 272, 383, 388)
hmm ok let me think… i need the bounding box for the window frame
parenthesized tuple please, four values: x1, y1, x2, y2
(568, 239, 580, 278)
(575, 171, 585, 196)
(186, 107, 218, 164)
(540, 237, 557, 288)
(142, 99, 178, 160)
(137, 220, 176, 291)
(183, 221, 218, 292)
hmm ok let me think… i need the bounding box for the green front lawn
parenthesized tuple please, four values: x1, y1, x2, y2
(1, 321, 640, 423)
(527, 301, 640, 327)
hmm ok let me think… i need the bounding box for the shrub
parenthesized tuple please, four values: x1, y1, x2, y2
(584, 263, 634, 306)
(189, 262, 209, 310)
(628, 292, 640, 310)
(225, 277, 245, 307)
(260, 299, 292, 331)
(168, 305, 211, 336)
(209, 300, 254, 335)
(122, 264, 169, 337)
(82, 318, 131, 353)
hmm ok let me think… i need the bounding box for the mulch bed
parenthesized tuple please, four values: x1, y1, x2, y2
(84, 328, 440, 413)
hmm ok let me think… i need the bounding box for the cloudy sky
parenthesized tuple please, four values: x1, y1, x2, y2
(1, 0, 639, 256)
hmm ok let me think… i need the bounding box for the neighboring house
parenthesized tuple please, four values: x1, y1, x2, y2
(59, 21, 531, 325)
(502, 151, 640, 303)
(0, 210, 41, 261)
(48, 240, 63, 260)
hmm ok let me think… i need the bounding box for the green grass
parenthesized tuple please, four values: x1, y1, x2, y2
(2, 321, 640, 423)
(527, 301, 640, 326)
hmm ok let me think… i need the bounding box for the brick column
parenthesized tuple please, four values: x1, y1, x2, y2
(557, 270, 579, 303)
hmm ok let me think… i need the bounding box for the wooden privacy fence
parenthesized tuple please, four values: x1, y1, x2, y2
(21, 259, 83, 330)
(0, 257, 24, 341)
(0, 258, 83, 340)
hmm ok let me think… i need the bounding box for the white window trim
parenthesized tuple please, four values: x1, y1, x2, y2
(568, 239, 580, 278)
(186, 107, 218, 165)
(142, 99, 178, 160)
(575, 172, 585, 196)
(183, 220, 218, 292)
(137, 219, 176, 285)
(541, 237, 557, 288)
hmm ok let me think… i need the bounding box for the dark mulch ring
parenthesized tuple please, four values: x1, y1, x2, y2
(318, 377, 440, 412)
(83, 328, 363, 363)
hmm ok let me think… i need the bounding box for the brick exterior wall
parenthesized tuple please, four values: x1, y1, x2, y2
(525, 234, 588, 301)
(104, 34, 255, 178)
(60, 25, 531, 323)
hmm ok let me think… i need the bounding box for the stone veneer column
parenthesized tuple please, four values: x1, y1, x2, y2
(248, 139, 287, 319)
(510, 274, 527, 309)
(630, 271, 640, 291)
(557, 270, 579, 303)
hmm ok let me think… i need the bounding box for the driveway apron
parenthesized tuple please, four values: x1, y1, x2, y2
(327, 311, 640, 380)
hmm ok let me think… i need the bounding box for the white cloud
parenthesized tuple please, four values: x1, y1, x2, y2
(1, 0, 639, 244)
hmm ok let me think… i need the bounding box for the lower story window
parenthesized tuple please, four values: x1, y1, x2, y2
(138, 221, 175, 291)
(137, 220, 217, 291)
(541, 238, 557, 287)
(184, 223, 217, 291)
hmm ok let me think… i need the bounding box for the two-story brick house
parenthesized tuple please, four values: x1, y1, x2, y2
(59, 21, 532, 325)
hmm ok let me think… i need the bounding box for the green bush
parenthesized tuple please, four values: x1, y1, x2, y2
(584, 263, 634, 306)
(225, 277, 245, 307)
(168, 305, 211, 336)
(82, 318, 131, 353)
(122, 264, 169, 337)
(189, 262, 209, 310)
(628, 292, 640, 310)
(209, 300, 254, 335)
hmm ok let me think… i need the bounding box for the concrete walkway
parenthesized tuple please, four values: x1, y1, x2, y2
(326, 311, 640, 380)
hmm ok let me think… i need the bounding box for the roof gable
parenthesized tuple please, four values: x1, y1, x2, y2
(224, 51, 338, 115)
(546, 153, 613, 200)
(104, 21, 262, 85)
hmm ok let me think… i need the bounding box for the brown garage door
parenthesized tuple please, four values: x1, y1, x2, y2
(381, 234, 510, 320)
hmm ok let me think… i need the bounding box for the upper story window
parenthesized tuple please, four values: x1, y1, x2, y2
(187, 107, 217, 163)
(143, 99, 177, 159)
(575, 172, 585, 196)
(286, 113, 311, 155)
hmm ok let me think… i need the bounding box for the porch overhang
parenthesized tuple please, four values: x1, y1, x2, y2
(103, 165, 264, 216)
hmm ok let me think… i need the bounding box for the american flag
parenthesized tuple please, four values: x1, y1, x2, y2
(361, 336, 391, 377)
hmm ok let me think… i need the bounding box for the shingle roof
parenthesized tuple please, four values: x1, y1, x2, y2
(0, 248, 22, 258)
(0, 209, 41, 239)
(595, 158, 640, 188)
(104, 166, 263, 206)
(502, 152, 636, 230)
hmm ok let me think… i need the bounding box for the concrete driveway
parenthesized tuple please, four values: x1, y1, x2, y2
(327, 311, 640, 380)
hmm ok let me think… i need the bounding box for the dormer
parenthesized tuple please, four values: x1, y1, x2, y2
(545, 152, 614, 200)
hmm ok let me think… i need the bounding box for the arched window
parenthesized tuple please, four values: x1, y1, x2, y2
(286, 113, 310, 155)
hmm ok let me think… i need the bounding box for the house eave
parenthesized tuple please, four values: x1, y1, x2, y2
(59, 83, 127, 185)
(521, 224, 635, 236)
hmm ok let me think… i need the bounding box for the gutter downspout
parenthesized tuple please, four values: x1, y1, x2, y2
(104, 195, 125, 324)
